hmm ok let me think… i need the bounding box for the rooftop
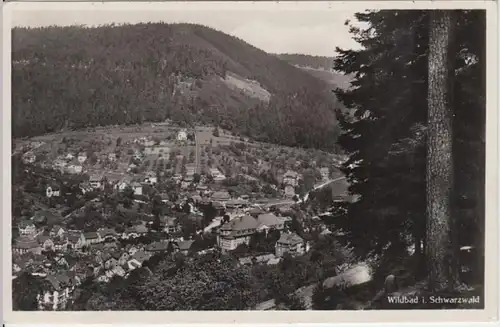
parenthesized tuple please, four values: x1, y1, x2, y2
(98, 228, 118, 237)
(277, 233, 304, 245)
(177, 240, 195, 251)
(14, 236, 40, 249)
(212, 191, 231, 200)
(126, 224, 149, 234)
(226, 199, 249, 207)
(283, 170, 298, 178)
(132, 250, 151, 263)
(145, 241, 169, 252)
(83, 232, 99, 239)
(257, 213, 283, 227)
(45, 272, 76, 291)
(18, 220, 35, 229)
(220, 215, 259, 233)
(89, 174, 104, 182)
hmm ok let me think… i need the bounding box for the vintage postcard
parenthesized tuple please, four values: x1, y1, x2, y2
(2, 0, 498, 324)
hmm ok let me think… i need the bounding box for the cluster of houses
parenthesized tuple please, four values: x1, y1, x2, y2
(43, 128, 195, 178)
(14, 135, 346, 311)
(134, 136, 172, 156)
(13, 174, 327, 311)
(51, 152, 89, 175)
(217, 210, 309, 257)
(12, 208, 205, 311)
(17, 236, 163, 311)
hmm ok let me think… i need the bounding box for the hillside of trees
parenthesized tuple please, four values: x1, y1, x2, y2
(12, 23, 341, 151)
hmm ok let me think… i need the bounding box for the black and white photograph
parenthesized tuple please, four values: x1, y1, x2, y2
(3, 0, 498, 323)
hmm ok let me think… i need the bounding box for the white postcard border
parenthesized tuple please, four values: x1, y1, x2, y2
(2, 1, 498, 324)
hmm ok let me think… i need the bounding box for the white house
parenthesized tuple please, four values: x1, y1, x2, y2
(66, 164, 83, 174)
(283, 170, 299, 187)
(133, 151, 143, 161)
(81, 232, 101, 246)
(18, 221, 37, 236)
(53, 238, 68, 252)
(126, 250, 152, 271)
(209, 168, 226, 182)
(108, 153, 117, 162)
(131, 182, 143, 196)
(37, 235, 55, 251)
(46, 185, 61, 198)
(115, 177, 132, 191)
(77, 152, 87, 164)
(177, 129, 188, 142)
(144, 172, 158, 185)
(37, 273, 79, 310)
(275, 233, 308, 257)
(22, 151, 36, 164)
(217, 215, 259, 252)
(284, 185, 295, 198)
(97, 228, 119, 243)
(320, 167, 330, 181)
(122, 224, 149, 240)
(89, 174, 104, 190)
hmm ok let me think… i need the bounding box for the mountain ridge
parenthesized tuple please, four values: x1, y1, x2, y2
(12, 23, 342, 151)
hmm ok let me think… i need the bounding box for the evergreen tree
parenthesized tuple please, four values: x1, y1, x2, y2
(333, 10, 485, 285)
(333, 10, 429, 259)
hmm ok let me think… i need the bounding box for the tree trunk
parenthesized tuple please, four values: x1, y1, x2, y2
(426, 10, 459, 291)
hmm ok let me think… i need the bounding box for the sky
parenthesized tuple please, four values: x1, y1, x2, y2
(11, 6, 363, 56)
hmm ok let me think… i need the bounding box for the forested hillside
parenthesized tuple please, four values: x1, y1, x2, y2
(12, 23, 341, 151)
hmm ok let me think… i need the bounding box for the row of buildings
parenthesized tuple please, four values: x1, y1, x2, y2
(217, 211, 308, 257)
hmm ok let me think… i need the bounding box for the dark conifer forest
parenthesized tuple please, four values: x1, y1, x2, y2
(12, 23, 342, 151)
(333, 10, 485, 290)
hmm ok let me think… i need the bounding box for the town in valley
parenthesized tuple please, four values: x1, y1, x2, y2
(13, 123, 352, 310)
(10, 7, 486, 313)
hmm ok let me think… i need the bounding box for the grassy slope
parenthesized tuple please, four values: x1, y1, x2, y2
(276, 53, 353, 90)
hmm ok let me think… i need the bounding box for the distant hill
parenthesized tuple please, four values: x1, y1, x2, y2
(12, 23, 342, 151)
(298, 67, 353, 90)
(276, 54, 335, 70)
(276, 53, 353, 90)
